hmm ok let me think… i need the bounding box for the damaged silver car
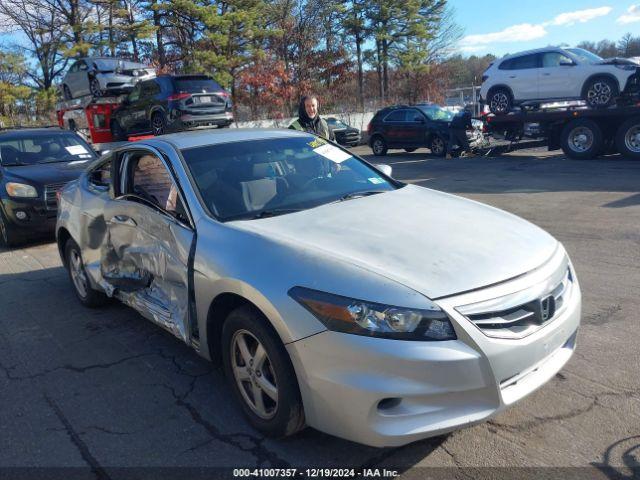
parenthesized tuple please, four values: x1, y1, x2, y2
(57, 129, 581, 447)
(61, 57, 156, 100)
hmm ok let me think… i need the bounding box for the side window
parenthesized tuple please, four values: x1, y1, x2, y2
(88, 160, 111, 188)
(384, 110, 407, 122)
(409, 110, 425, 122)
(69, 62, 79, 73)
(542, 52, 574, 68)
(78, 61, 88, 71)
(142, 80, 161, 97)
(127, 153, 182, 215)
(499, 54, 539, 70)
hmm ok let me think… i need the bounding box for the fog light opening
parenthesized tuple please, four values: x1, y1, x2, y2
(15, 211, 28, 220)
(377, 397, 402, 411)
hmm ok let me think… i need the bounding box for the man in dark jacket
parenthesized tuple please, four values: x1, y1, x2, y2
(446, 108, 473, 157)
(289, 95, 335, 141)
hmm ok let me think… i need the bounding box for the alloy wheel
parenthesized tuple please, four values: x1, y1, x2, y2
(373, 138, 384, 155)
(431, 136, 445, 155)
(490, 92, 509, 113)
(587, 82, 612, 106)
(89, 78, 102, 97)
(231, 329, 279, 420)
(567, 127, 594, 153)
(69, 248, 89, 298)
(152, 115, 166, 136)
(624, 125, 640, 153)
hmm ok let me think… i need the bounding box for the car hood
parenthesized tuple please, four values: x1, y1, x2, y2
(598, 57, 640, 66)
(2, 160, 91, 185)
(233, 184, 559, 299)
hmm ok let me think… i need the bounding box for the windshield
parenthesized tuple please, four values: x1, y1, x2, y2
(417, 105, 454, 121)
(181, 136, 397, 221)
(0, 132, 96, 166)
(327, 118, 349, 129)
(93, 58, 146, 70)
(566, 48, 603, 64)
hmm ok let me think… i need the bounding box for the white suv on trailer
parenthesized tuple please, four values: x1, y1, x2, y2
(480, 47, 639, 114)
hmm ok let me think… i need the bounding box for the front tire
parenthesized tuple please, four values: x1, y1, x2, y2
(151, 112, 167, 136)
(487, 88, 512, 115)
(560, 119, 603, 160)
(0, 209, 20, 248)
(65, 239, 107, 308)
(222, 305, 305, 437)
(430, 135, 446, 157)
(615, 117, 640, 159)
(583, 77, 618, 108)
(371, 136, 388, 156)
(89, 77, 103, 98)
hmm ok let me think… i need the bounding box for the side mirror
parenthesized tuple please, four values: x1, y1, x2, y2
(374, 163, 393, 177)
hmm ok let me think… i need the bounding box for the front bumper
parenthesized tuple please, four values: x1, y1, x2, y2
(286, 252, 581, 447)
(1, 197, 57, 236)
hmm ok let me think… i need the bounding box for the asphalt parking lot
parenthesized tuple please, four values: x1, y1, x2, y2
(1, 145, 639, 479)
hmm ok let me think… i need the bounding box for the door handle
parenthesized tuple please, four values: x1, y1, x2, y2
(509, 75, 516, 78)
(543, 73, 551, 76)
(112, 215, 137, 227)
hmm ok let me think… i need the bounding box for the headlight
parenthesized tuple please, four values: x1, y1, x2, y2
(289, 287, 457, 341)
(614, 64, 637, 71)
(6, 182, 38, 198)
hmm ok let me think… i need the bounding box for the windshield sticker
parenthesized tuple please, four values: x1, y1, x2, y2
(308, 138, 327, 149)
(313, 144, 352, 163)
(368, 177, 384, 184)
(65, 145, 89, 155)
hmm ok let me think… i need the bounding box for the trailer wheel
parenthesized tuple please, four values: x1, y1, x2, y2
(615, 117, 640, 159)
(560, 119, 603, 160)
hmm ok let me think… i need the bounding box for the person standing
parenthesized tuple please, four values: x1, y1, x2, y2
(289, 95, 335, 141)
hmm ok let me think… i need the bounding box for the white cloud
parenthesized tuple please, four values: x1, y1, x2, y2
(617, 4, 640, 24)
(545, 6, 612, 26)
(460, 23, 547, 47)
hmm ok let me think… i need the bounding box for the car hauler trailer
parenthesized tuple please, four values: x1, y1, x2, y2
(484, 101, 640, 160)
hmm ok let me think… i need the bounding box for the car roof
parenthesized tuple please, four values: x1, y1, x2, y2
(136, 128, 312, 151)
(0, 127, 68, 138)
(499, 46, 566, 60)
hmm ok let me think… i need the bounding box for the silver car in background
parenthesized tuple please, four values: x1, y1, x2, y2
(56, 129, 581, 447)
(61, 57, 156, 99)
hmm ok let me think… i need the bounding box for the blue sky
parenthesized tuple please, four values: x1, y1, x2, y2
(449, 0, 640, 57)
(2, 1, 639, 59)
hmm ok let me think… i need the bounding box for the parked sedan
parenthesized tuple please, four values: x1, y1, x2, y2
(0, 128, 97, 246)
(368, 104, 456, 156)
(326, 117, 361, 146)
(61, 57, 156, 100)
(57, 129, 581, 447)
(481, 47, 640, 114)
(110, 74, 234, 139)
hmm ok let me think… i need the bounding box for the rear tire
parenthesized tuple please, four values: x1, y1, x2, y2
(0, 209, 21, 248)
(583, 77, 618, 109)
(615, 117, 640, 159)
(560, 119, 603, 160)
(65, 238, 107, 308)
(371, 136, 388, 156)
(222, 305, 305, 437)
(487, 87, 512, 115)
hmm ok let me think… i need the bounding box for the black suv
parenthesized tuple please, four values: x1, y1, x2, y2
(0, 128, 97, 246)
(367, 104, 455, 156)
(110, 74, 234, 139)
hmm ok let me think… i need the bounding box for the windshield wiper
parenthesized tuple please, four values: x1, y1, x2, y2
(251, 208, 304, 219)
(338, 190, 386, 202)
(1, 162, 28, 166)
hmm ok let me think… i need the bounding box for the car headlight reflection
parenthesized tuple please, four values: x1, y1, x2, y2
(289, 287, 456, 341)
(6, 182, 38, 198)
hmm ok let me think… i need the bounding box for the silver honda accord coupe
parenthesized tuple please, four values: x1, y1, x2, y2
(56, 129, 581, 447)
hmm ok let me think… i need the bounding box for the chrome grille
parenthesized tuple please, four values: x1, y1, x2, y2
(458, 268, 573, 339)
(44, 182, 68, 210)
